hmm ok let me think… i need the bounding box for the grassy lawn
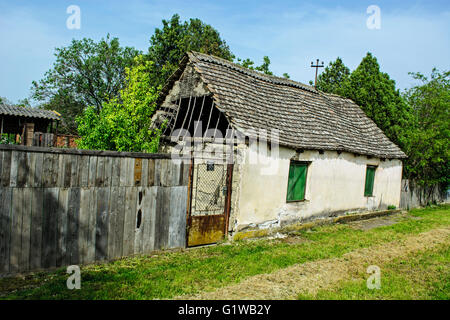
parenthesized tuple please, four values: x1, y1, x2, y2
(298, 244, 449, 300)
(0, 204, 449, 300)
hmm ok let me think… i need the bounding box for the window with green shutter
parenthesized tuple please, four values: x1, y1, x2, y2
(286, 161, 309, 202)
(364, 166, 376, 197)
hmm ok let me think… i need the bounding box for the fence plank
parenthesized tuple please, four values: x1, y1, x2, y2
(78, 188, 90, 264)
(56, 154, 64, 187)
(63, 155, 71, 188)
(95, 157, 105, 187)
(88, 156, 97, 187)
(134, 187, 144, 254)
(26, 152, 36, 187)
(141, 159, 148, 188)
(159, 160, 169, 187)
(123, 187, 136, 256)
(0, 151, 3, 183)
(16, 151, 27, 187)
(10, 188, 23, 273)
(104, 156, 112, 187)
(171, 160, 181, 187)
(67, 188, 80, 265)
(30, 187, 43, 270)
(33, 152, 43, 188)
(85, 188, 97, 263)
(78, 156, 90, 187)
(51, 154, 59, 186)
(119, 158, 128, 187)
(9, 151, 19, 187)
(113, 187, 125, 258)
(70, 156, 79, 188)
(127, 158, 134, 187)
(111, 157, 121, 187)
(154, 159, 161, 187)
(168, 186, 187, 248)
(107, 186, 118, 259)
(56, 189, 69, 267)
(42, 153, 52, 187)
(1, 150, 11, 187)
(95, 187, 110, 261)
(143, 186, 157, 253)
(42, 188, 59, 269)
(154, 187, 170, 250)
(179, 161, 185, 186)
(19, 188, 32, 272)
(148, 159, 155, 186)
(0, 187, 12, 273)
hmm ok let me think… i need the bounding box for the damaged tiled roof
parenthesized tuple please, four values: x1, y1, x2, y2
(160, 51, 407, 159)
(0, 104, 61, 121)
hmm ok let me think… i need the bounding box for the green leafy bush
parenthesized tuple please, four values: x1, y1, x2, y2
(76, 56, 163, 152)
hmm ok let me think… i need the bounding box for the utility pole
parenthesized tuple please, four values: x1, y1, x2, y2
(311, 59, 324, 88)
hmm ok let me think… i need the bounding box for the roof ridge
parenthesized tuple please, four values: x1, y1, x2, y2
(189, 51, 318, 93)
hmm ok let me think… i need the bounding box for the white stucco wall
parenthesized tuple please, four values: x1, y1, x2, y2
(234, 145, 403, 230)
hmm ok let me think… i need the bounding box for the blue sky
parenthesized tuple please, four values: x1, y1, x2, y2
(0, 0, 449, 103)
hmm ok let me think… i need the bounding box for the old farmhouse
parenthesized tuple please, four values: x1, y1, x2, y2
(0, 52, 409, 275)
(154, 52, 407, 243)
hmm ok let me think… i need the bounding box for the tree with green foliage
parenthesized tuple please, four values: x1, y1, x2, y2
(313, 53, 413, 150)
(235, 56, 274, 75)
(76, 56, 163, 152)
(254, 56, 273, 75)
(16, 98, 31, 108)
(344, 53, 413, 149)
(402, 68, 449, 192)
(31, 35, 140, 134)
(0, 97, 7, 105)
(314, 53, 448, 194)
(314, 57, 350, 95)
(147, 13, 280, 81)
(146, 14, 234, 88)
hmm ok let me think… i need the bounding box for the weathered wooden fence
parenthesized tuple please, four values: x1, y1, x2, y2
(400, 179, 448, 209)
(0, 144, 189, 276)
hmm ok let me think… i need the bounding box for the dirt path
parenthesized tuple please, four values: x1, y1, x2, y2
(179, 227, 450, 300)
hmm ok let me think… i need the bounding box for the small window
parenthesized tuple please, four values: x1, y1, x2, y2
(286, 161, 309, 202)
(364, 166, 376, 197)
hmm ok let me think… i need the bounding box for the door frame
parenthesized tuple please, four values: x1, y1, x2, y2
(185, 158, 233, 247)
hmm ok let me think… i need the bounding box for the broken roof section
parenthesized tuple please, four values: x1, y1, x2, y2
(158, 51, 407, 159)
(0, 104, 61, 121)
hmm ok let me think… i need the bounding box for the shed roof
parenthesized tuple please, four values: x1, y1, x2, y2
(0, 104, 61, 121)
(159, 51, 407, 159)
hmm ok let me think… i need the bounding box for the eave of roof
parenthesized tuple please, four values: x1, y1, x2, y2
(0, 104, 61, 121)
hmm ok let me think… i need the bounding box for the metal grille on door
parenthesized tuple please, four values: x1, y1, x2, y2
(187, 160, 232, 247)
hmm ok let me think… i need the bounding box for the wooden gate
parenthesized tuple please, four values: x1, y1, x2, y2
(186, 159, 233, 247)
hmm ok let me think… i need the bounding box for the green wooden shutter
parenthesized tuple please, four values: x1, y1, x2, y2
(364, 166, 376, 196)
(287, 162, 307, 201)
